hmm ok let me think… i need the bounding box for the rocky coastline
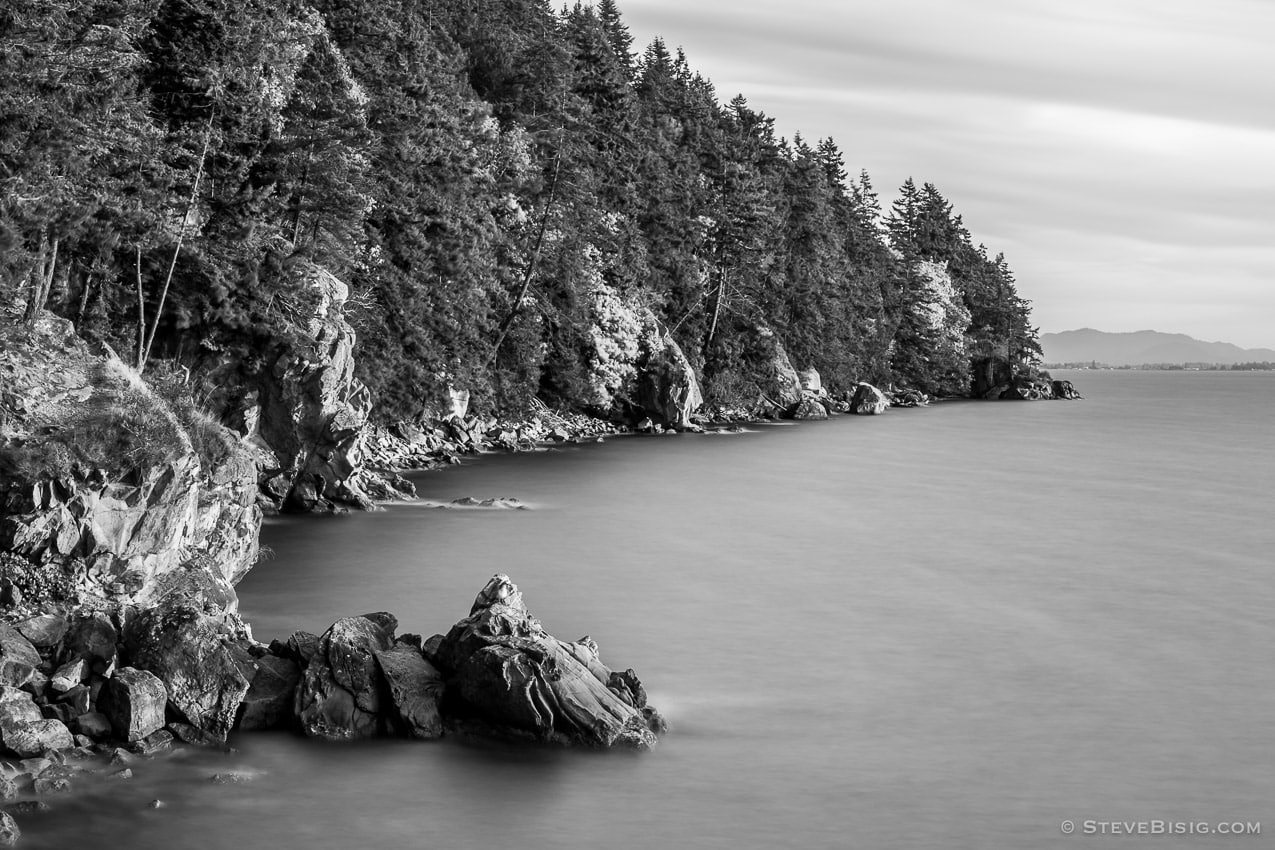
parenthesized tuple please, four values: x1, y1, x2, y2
(1, 299, 1079, 844)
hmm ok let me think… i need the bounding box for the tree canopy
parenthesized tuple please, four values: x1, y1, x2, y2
(2, 0, 1042, 420)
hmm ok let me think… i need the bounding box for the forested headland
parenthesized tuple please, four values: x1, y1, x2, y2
(2, 0, 1042, 426)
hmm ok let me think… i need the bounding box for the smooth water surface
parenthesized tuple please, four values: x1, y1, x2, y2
(26, 371, 1275, 848)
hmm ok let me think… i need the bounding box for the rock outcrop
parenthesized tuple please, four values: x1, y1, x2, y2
(430, 575, 664, 749)
(753, 327, 804, 413)
(213, 262, 376, 513)
(585, 283, 704, 430)
(636, 327, 704, 430)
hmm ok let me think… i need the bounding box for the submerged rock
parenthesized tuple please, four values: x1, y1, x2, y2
(432, 575, 663, 749)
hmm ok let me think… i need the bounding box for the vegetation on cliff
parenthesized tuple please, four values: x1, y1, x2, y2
(1, 0, 1040, 424)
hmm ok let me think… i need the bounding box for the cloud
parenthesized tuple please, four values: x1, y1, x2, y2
(617, 0, 1275, 348)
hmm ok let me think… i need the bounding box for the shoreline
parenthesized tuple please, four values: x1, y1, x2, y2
(1, 358, 1081, 845)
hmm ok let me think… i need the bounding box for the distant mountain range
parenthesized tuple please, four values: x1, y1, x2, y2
(1041, 329, 1275, 367)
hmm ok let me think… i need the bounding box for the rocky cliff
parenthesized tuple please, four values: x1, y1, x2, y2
(1, 309, 260, 613)
(206, 264, 376, 513)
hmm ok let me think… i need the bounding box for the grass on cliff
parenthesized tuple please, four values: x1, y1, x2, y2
(146, 363, 238, 472)
(2, 360, 190, 481)
(1, 354, 239, 484)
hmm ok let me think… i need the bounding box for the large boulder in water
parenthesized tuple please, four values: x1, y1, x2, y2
(1052, 379, 1082, 400)
(294, 613, 396, 740)
(850, 383, 889, 415)
(431, 575, 663, 749)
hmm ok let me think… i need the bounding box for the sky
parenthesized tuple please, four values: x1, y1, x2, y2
(615, 0, 1275, 349)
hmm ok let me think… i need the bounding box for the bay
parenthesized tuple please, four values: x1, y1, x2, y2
(26, 370, 1275, 848)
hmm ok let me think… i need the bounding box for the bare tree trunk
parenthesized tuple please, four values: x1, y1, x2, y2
(21, 232, 56, 323)
(291, 152, 311, 246)
(135, 245, 146, 370)
(141, 114, 213, 373)
(75, 271, 95, 329)
(705, 268, 726, 350)
(486, 140, 563, 367)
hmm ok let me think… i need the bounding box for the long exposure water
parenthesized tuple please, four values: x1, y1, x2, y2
(22, 370, 1275, 848)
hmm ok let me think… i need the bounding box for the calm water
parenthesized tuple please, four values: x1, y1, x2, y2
(24, 371, 1275, 848)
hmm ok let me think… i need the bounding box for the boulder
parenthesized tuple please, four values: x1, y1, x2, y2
(0, 689, 42, 751)
(14, 614, 68, 649)
(850, 383, 889, 415)
(50, 658, 86, 693)
(237, 655, 301, 732)
(283, 631, 321, 667)
(789, 396, 829, 421)
(294, 614, 396, 740)
(56, 685, 90, 715)
(0, 811, 18, 847)
(1, 719, 74, 758)
(72, 712, 112, 740)
(98, 667, 167, 742)
(798, 367, 822, 394)
(374, 644, 444, 739)
(123, 606, 255, 742)
(62, 612, 118, 673)
(0, 627, 39, 688)
(433, 575, 662, 749)
(130, 728, 174, 755)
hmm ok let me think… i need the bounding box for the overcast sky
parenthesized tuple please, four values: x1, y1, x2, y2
(616, 0, 1275, 349)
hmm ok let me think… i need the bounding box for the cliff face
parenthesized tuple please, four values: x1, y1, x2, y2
(212, 263, 376, 513)
(0, 310, 259, 613)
